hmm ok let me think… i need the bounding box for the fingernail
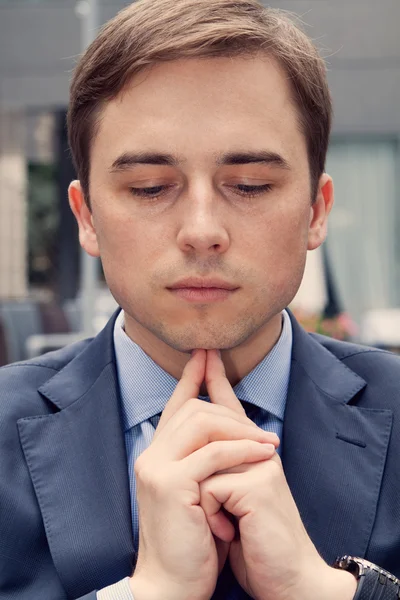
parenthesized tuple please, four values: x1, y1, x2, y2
(261, 431, 279, 445)
(263, 444, 276, 453)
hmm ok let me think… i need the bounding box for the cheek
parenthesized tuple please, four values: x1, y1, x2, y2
(249, 201, 310, 260)
(97, 223, 154, 313)
(94, 210, 170, 292)
(244, 203, 310, 297)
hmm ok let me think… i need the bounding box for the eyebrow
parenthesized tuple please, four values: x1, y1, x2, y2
(109, 150, 291, 172)
(109, 152, 182, 171)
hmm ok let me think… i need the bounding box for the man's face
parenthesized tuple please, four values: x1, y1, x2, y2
(71, 56, 332, 352)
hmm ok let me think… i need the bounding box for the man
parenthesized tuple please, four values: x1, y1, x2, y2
(1, 0, 399, 598)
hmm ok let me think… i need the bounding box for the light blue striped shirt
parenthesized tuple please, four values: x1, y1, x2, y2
(101, 309, 292, 600)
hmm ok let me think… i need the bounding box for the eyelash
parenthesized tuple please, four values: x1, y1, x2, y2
(129, 183, 273, 200)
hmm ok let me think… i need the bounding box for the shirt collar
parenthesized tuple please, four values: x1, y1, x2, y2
(114, 310, 292, 432)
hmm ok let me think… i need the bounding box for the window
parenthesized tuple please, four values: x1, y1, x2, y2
(326, 139, 399, 325)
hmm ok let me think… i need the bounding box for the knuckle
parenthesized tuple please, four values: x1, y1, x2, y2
(184, 407, 211, 432)
(193, 410, 211, 428)
(261, 457, 281, 484)
(270, 457, 283, 478)
(135, 460, 169, 497)
(199, 477, 213, 496)
(134, 452, 160, 483)
(134, 453, 149, 481)
(135, 451, 180, 500)
(208, 441, 224, 463)
(184, 397, 202, 415)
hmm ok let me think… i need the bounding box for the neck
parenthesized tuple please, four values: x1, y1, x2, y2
(123, 312, 284, 388)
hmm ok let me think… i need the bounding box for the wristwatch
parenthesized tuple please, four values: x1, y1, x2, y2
(333, 555, 400, 599)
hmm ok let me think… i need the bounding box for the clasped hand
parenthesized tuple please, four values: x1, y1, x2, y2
(130, 350, 357, 600)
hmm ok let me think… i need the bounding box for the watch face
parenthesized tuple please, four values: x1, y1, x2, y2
(341, 556, 361, 579)
(334, 556, 361, 578)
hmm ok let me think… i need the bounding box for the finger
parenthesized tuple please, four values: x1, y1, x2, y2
(200, 453, 278, 541)
(208, 511, 236, 543)
(200, 478, 237, 542)
(213, 443, 279, 475)
(159, 414, 279, 460)
(205, 350, 245, 415)
(182, 439, 275, 482)
(155, 394, 275, 447)
(156, 349, 206, 434)
(200, 472, 242, 532)
(201, 457, 281, 520)
(213, 462, 266, 476)
(215, 537, 231, 574)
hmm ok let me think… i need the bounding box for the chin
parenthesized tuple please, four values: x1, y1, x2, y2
(136, 306, 274, 352)
(156, 327, 255, 353)
(168, 340, 232, 353)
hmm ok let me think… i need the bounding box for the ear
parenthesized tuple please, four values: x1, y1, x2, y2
(307, 173, 334, 251)
(68, 180, 100, 258)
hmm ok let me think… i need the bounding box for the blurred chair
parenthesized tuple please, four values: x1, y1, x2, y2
(25, 332, 89, 359)
(0, 300, 42, 364)
(0, 290, 118, 365)
(63, 298, 82, 333)
(26, 300, 86, 360)
(38, 301, 71, 335)
(0, 300, 76, 365)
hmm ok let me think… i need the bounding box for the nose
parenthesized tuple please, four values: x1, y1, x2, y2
(176, 185, 230, 256)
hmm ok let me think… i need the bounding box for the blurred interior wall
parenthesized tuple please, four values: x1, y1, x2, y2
(0, 109, 27, 299)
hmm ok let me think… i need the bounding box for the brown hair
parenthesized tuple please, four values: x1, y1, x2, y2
(68, 0, 332, 206)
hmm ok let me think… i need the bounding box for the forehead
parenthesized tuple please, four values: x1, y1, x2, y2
(92, 55, 307, 168)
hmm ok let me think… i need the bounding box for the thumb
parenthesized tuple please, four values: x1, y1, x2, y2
(205, 350, 245, 416)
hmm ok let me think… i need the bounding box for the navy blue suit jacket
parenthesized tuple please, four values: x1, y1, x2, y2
(1, 310, 400, 599)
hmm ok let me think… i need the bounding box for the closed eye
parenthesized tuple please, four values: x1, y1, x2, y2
(233, 184, 273, 197)
(129, 183, 273, 200)
(129, 185, 166, 197)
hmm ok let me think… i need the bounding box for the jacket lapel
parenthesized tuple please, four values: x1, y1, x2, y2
(283, 313, 393, 564)
(17, 312, 135, 598)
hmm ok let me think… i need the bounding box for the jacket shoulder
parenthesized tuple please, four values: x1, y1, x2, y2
(0, 338, 92, 422)
(2, 336, 93, 373)
(312, 333, 400, 365)
(312, 333, 400, 401)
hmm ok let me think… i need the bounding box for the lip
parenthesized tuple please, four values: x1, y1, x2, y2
(167, 277, 239, 303)
(168, 277, 238, 291)
(169, 287, 237, 303)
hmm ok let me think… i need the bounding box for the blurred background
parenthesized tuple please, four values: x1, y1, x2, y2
(0, 0, 399, 364)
